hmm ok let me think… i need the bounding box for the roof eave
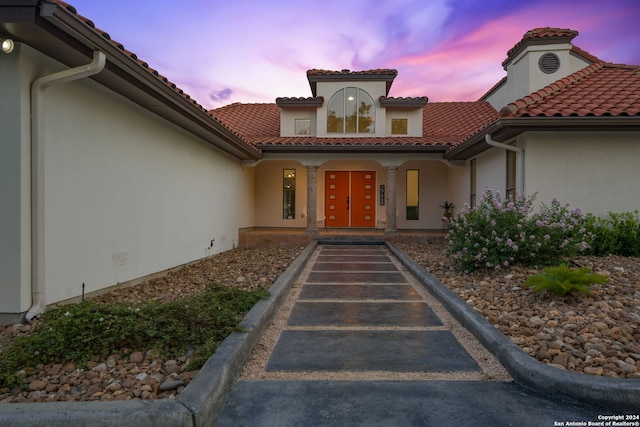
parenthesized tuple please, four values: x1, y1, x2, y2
(275, 97, 324, 108)
(445, 116, 640, 160)
(18, 2, 262, 160)
(379, 97, 428, 108)
(307, 71, 397, 96)
(259, 144, 450, 154)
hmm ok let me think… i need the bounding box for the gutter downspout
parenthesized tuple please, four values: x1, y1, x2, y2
(26, 50, 106, 322)
(485, 133, 524, 196)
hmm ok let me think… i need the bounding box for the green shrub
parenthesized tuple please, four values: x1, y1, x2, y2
(524, 263, 609, 296)
(446, 190, 592, 272)
(584, 211, 640, 257)
(0, 284, 268, 389)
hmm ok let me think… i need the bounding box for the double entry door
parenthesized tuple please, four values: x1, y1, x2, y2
(325, 171, 376, 228)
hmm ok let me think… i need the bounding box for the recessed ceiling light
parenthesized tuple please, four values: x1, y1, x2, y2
(1, 38, 15, 54)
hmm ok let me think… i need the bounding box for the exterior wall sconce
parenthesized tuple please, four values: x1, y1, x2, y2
(1, 38, 15, 53)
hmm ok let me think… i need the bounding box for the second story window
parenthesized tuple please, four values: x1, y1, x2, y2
(295, 119, 311, 135)
(391, 118, 408, 135)
(327, 87, 375, 134)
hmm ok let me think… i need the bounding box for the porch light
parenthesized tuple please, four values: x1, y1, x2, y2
(1, 38, 14, 53)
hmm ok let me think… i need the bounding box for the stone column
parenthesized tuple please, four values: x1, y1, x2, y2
(306, 165, 319, 238)
(385, 166, 398, 235)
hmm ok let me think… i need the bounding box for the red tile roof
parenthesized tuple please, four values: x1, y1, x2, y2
(211, 103, 281, 139)
(379, 96, 429, 107)
(499, 63, 640, 117)
(307, 69, 398, 96)
(503, 27, 580, 67)
(307, 69, 398, 77)
(210, 101, 498, 150)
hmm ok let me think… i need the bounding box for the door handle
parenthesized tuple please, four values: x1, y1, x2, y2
(346, 196, 350, 210)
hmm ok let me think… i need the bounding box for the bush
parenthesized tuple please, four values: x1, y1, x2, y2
(446, 190, 592, 272)
(0, 284, 268, 389)
(584, 211, 640, 257)
(524, 263, 609, 295)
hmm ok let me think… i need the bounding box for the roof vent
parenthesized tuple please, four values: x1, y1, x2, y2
(539, 52, 560, 74)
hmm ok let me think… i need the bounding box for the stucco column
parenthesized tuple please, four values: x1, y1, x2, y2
(385, 166, 398, 235)
(306, 165, 319, 237)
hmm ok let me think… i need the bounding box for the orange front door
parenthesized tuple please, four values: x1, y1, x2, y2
(325, 171, 350, 227)
(324, 171, 376, 228)
(351, 171, 376, 227)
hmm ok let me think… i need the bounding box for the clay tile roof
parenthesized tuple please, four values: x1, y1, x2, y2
(500, 63, 640, 118)
(210, 103, 281, 139)
(307, 69, 398, 77)
(210, 101, 498, 150)
(307, 69, 398, 96)
(275, 97, 324, 107)
(423, 102, 498, 144)
(503, 27, 579, 67)
(379, 96, 428, 107)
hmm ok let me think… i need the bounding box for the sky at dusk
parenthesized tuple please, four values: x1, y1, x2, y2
(68, 0, 640, 109)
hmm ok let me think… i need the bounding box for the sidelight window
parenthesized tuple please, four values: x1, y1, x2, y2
(406, 169, 419, 220)
(283, 169, 296, 219)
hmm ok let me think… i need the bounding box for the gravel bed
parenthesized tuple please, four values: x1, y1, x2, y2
(0, 247, 303, 403)
(397, 242, 640, 379)
(1, 243, 638, 404)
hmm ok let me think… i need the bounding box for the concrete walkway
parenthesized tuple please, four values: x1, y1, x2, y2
(213, 244, 618, 427)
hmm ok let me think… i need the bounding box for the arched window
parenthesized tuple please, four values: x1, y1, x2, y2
(327, 87, 375, 134)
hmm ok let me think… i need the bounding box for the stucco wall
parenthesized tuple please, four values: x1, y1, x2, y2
(279, 108, 316, 137)
(447, 164, 469, 214)
(475, 147, 506, 197)
(238, 165, 256, 228)
(523, 131, 640, 216)
(1, 45, 247, 316)
(396, 161, 449, 229)
(385, 108, 423, 137)
(0, 44, 37, 316)
(254, 161, 308, 228)
(486, 44, 591, 110)
(42, 80, 244, 304)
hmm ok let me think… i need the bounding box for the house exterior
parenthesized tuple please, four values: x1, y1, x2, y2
(1, 1, 638, 321)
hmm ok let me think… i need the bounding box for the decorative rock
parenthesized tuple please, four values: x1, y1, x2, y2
(165, 364, 182, 375)
(129, 351, 145, 363)
(583, 366, 604, 376)
(28, 380, 47, 392)
(135, 372, 148, 382)
(105, 382, 122, 392)
(122, 378, 136, 388)
(47, 364, 62, 376)
(93, 363, 107, 372)
(610, 327, 623, 340)
(159, 378, 184, 391)
(528, 316, 544, 327)
(552, 353, 569, 368)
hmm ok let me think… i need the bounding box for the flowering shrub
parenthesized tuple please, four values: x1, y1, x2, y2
(446, 190, 592, 272)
